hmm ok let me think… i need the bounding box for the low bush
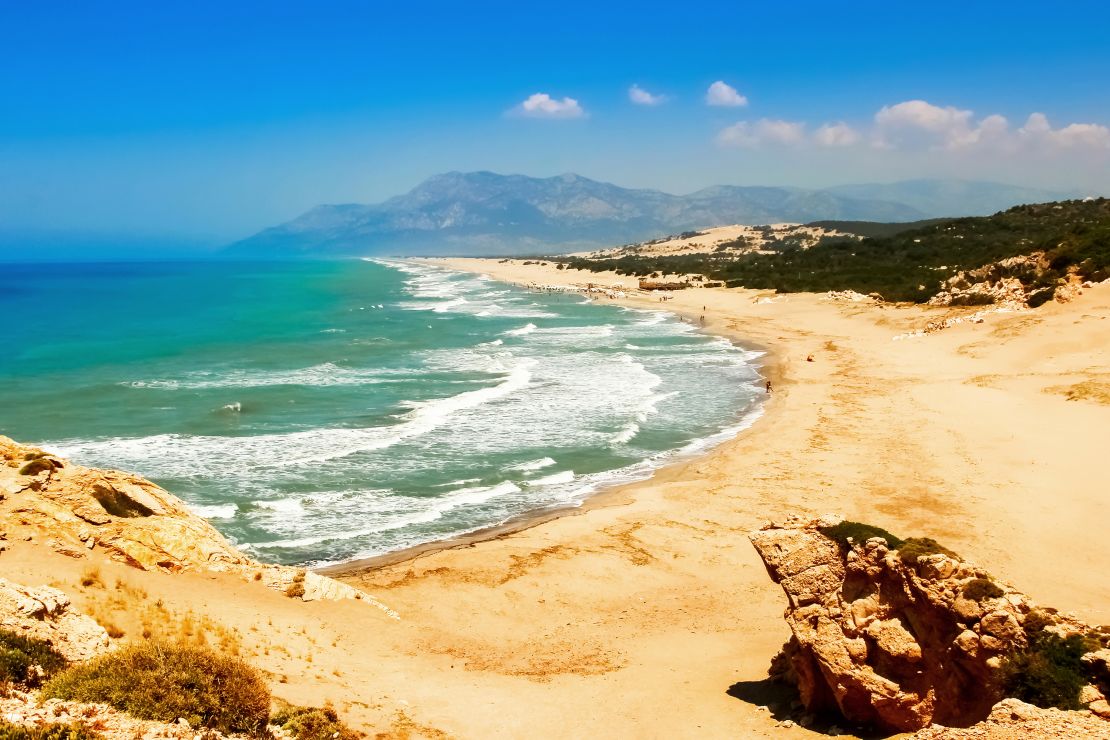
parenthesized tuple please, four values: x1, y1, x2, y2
(1022, 609, 1054, 635)
(272, 703, 359, 740)
(285, 571, 307, 598)
(896, 537, 958, 565)
(17, 458, 55, 476)
(999, 632, 1091, 710)
(43, 641, 269, 735)
(963, 578, 1005, 601)
(0, 722, 99, 740)
(0, 630, 68, 687)
(818, 521, 903, 548)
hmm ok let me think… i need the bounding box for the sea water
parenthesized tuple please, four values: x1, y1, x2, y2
(0, 259, 764, 566)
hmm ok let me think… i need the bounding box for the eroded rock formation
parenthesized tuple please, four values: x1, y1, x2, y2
(0, 577, 109, 662)
(750, 515, 1109, 733)
(1, 436, 252, 572)
(926, 252, 1100, 309)
(0, 435, 382, 606)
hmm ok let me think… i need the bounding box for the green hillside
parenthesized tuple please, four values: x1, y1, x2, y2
(560, 199, 1110, 303)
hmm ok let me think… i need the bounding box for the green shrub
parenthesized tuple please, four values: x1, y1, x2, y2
(17, 458, 55, 476)
(963, 578, 1005, 601)
(272, 704, 359, 740)
(43, 641, 269, 735)
(999, 632, 1091, 710)
(0, 722, 99, 740)
(0, 630, 67, 686)
(896, 537, 959, 565)
(818, 521, 903, 548)
(1022, 609, 1053, 635)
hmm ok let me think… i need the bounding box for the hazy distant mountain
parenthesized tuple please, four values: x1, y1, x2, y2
(823, 179, 1076, 219)
(225, 172, 1072, 257)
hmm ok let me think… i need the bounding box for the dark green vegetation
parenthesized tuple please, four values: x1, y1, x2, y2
(896, 537, 959, 565)
(0, 630, 67, 687)
(0, 723, 98, 740)
(962, 578, 1005, 601)
(272, 704, 360, 740)
(817, 523, 962, 566)
(43, 642, 270, 735)
(999, 632, 1093, 710)
(16, 458, 55, 476)
(560, 199, 1110, 302)
(806, 218, 954, 239)
(818, 521, 903, 548)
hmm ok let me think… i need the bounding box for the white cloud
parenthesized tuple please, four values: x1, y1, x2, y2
(873, 100, 1019, 150)
(1019, 113, 1110, 149)
(718, 119, 805, 147)
(629, 84, 666, 106)
(1020, 112, 1052, 136)
(876, 100, 972, 136)
(814, 122, 860, 147)
(872, 101, 1110, 153)
(513, 93, 585, 119)
(706, 80, 747, 107)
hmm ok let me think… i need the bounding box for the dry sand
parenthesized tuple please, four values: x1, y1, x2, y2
(6, 258, 1109, 738)
(580, 222, 848, 258)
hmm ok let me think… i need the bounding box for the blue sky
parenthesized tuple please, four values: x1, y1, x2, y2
(2, 0, 1109, 253)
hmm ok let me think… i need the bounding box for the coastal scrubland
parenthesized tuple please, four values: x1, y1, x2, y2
(559, 198, 1110, 302)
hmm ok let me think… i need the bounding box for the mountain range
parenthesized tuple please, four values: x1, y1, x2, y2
(225, 172, 1077, 257)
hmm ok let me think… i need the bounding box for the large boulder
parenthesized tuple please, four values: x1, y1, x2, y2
(750, 516, 1105, 733)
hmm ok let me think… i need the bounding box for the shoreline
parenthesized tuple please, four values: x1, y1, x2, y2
(7, 256, 1108, 737)
(318, 259, 780, 577)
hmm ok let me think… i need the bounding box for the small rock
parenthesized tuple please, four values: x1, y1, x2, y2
(1079, 684, 1105, 705)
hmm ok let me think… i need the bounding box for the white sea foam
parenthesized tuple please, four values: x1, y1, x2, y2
(189, 503, 238, 519)
(247, 481, 521, 550)
(507, 457, 556, 472)
(504, 323, 536, 336)
(121, 363, 417, 390)
(609, 422, 640, 446)
(254, 498, 304, 514)
(528, 470, 575, 486)
(60, 360, 537, 472)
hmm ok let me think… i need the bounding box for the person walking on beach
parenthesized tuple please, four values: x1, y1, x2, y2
(765, 380, 773, 394)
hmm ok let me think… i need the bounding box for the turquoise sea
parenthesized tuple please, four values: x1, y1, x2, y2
(0, 259, 764, 566)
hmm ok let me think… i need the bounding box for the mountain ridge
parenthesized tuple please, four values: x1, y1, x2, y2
(225, 172, 1076, 257)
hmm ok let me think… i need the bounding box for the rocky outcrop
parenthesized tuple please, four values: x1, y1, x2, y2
(1, 435, 252, 572)
(0, 436, 383, 607)
(0, 688, 308, 739)
(750, 515, 1109, 734)
(926, 252, 1098, 309)
(908, 698, 1110, 739)
(0, 578, 109, 662)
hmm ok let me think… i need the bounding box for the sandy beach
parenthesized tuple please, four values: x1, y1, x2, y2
(5, 258, 1109, 738)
